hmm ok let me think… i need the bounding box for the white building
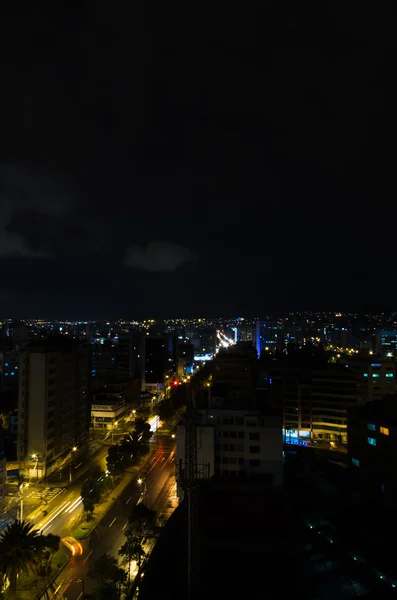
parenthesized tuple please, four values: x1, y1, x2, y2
(176, 402, 283, 497)
(91, 395, 128, 430)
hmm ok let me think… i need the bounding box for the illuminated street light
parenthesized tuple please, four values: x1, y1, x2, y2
(69, 446, 78, 483)
(171, 434, 176, 439)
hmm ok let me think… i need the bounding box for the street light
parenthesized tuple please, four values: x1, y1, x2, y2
(171, 433, 176, 439)
(111, 421, 119, 445)
(69, 446, 77, 483)
(31, 454, 42, 480)
(137, 478, 147, 504)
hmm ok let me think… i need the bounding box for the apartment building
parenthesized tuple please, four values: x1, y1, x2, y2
(17, 339, 91, 478)
(348, 396, 397, 503)
(176, 393, 283, 497)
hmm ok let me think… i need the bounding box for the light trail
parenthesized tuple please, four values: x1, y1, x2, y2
(36, 501, 71, 534)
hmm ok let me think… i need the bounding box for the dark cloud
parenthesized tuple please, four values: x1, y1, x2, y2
(124, 241, 193, 272)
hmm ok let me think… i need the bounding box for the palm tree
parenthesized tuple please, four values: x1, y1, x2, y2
(0, 520, 43, 591)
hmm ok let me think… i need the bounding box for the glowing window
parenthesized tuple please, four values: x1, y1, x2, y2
(386, 373, 394, 378)
(380, 427, 389, 436)
(367, 423, 376, 431)
(352, 458, 360, 467)
(367, 437, 376, 446)
(372, 373, 380, 378)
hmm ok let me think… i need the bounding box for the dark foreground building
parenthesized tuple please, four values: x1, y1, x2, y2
(138, 480, 306, 600)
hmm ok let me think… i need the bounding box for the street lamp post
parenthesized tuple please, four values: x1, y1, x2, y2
(69, 446, 77, 483)
(137, 478, 147, 504)
(111, 421, 119, 445)
(31, 453, 41, 480)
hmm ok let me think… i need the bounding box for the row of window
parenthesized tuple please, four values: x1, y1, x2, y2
(215, 444, 260, 453)
(215, 457, 261, 467)
(363, 372, 394, 378)
(209, 416, 267, 427)
(221, 431, 259, 440)
(367, 423, 390, 436)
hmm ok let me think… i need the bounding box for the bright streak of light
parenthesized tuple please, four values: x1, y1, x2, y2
(36, 501, 71, 534)
(109, 517, 117, 528)
(148, 415, 160, 432)
(67, 496, 83, 513)
(216, 330, 235, 347)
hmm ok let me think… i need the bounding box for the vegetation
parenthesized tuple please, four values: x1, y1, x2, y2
(118, 532, 145, 584)
(106, 418, 152, 478)
(80, 467, 107, 520)
(0, 520, 61, 593)
(89, 554, 126, 599)
(128, 503, 156, 541)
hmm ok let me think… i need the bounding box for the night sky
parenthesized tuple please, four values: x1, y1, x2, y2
(0, 4, 395, 318)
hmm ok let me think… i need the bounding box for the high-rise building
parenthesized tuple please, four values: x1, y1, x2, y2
(274, 363, 357, 444)
(176, 396, 283, 497)
(117, 331, 142, 379)
(142, 336, 168, 394)
(256, 320, 284, 357)
(17, 339, 91, 478)
(375, 330, 397, 356)
(348, 396, 397, 503)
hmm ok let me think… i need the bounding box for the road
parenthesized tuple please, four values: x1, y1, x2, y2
(43, 439, 176, 599)
(0, 443, 108, 530)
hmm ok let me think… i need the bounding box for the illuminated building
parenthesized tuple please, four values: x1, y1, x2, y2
(255, 320, 284, 357)
(348, 396, 397, 503)
(345, 356, 397, 404)
(17, 339, 91, 478)
(375, 330, 397, 355)
(176, 396, 283, 497)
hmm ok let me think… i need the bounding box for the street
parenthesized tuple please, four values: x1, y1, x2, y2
(0, 443, 108, 529)
(45, 439, 176, 599)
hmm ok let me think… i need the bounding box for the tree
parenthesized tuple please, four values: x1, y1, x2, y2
(106, 444, 128, 477)
(118, 532, 146, 584)
(92, 580, 121, 600)
(158, 400, 174, 421)
(0, 520, 43, 590)
(122, 419, 152, 460)
(81, 471, 104, 519)
(38, 533, 60, 573)
(128, 503, 156, 540)
(89, 554, 126, 592)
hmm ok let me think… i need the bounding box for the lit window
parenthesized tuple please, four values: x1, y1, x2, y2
(352, 458, 360, 467)
(372, 373, 380, 378)
(380, 427, 389, 436)
(386, 373, 394, 378)
(368, 437, 376, 446)
(363, 373, 368, 377)
(367, 423, 376, 431)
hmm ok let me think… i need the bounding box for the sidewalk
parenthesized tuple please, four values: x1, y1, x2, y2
(44, 440, 107, 486)
(73, 447, 157, 540)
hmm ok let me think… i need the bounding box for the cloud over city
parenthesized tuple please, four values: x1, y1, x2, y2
(124, 241, 194, 272)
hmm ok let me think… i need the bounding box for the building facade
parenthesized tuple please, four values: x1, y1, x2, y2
(348, 397, 397, 503)
(176, 401, 283, 497)
(17, 340, 91, 478)
(256, 320, 284, 357)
